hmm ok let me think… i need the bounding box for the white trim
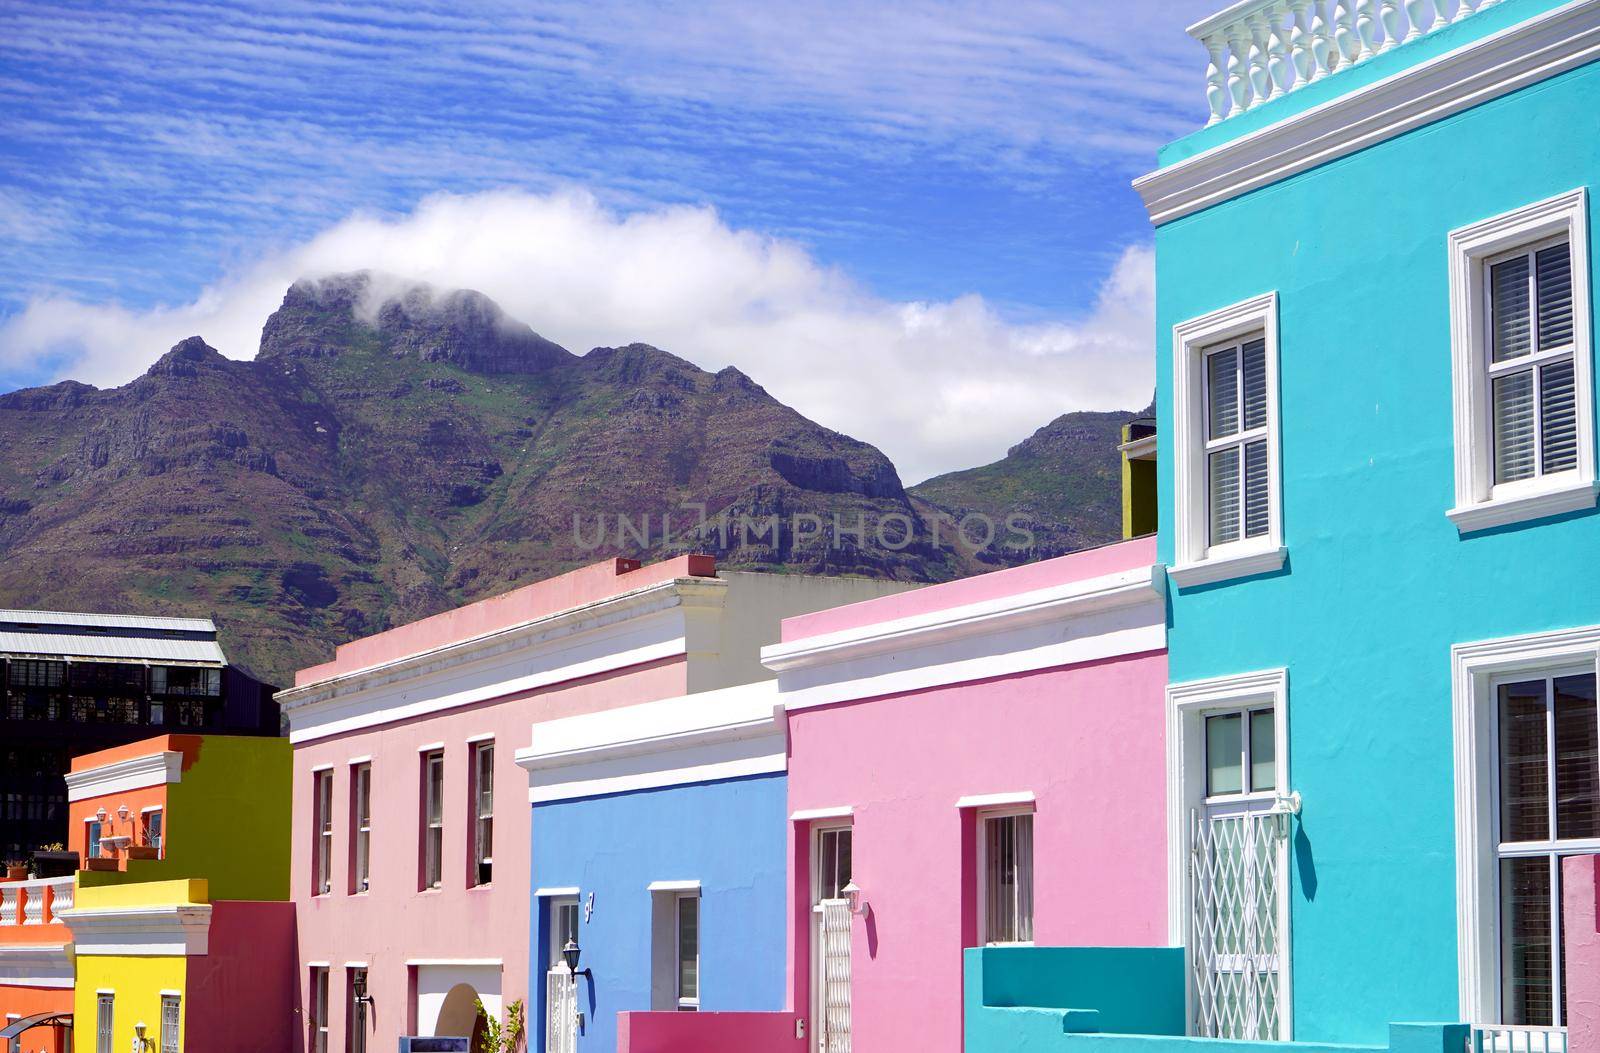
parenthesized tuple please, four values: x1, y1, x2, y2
(1119, 434, 1158, 460)
(1134, 1, 1600, 224)
(280, 578, 726, 743)
(790, 806, 853, 822)
(346, 755, 371, 765)
(1447, 189, 1595, 532)
(955, 791, 1036, 809)
(764, 565, 1166, 711)
(158, 989, 181, 997)
(1165, 668, 1293, 1039)
(975, 806, 1038, 947)
(533, 887, 580, 898)
(404, 957, 503, 967)
(1170, 293, 1285, 589)
(306, 961, 331, 967)
(96, 988, 115, 995)
(647, 880, 702, 892)
(310, 763, 334, 773)
(1451, 624, 1600, 1022)
(518, 682, 786, 801)
(415, 742, 445, 753)
(139, 805, 163, 814)
(343, 961, 369, 969)
(64, 751, 183, 802)
(0, 943, 74, 989)
(465, 733, 495, 744)
(59, 903, 212, 957)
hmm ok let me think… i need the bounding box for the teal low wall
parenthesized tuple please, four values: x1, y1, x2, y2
(963, 947, 1467, 1053)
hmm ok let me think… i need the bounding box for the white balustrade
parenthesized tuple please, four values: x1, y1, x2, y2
(49, 878, 72, 914)
(1190, 0, 1487, 122)
(0, 886, 17, 925)
(22, 888, 43, 924)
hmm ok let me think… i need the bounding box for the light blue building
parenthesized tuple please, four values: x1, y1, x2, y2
(967, 0, 1600, 1049)
(517, 681, 790, 1053)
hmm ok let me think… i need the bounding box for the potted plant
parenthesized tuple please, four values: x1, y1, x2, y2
(3, 859, 26, 881)
(30, 844, 77, 879)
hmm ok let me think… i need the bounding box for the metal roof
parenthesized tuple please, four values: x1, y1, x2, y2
(0, 631, 227, 665)
(0, 608, 216, 633)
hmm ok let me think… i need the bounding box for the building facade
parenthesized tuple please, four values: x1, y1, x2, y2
(968, 1, 1600, 1050)
(518, 681, 791, 1053)
(765, 535, 1168, 1053)
(279, 555, 908, 1053)
(0, 610, 279, 862)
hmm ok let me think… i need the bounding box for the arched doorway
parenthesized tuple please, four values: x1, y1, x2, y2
(434, 982, 488, 1040)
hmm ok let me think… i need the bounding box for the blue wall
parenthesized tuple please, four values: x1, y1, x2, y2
(1156, 39, 1600, 1044)
(529, 772, 788, 1053)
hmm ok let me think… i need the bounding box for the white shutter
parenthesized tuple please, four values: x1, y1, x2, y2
(1536, 243, 1574, 351)
(1492, 255, 1532, 362)
(1494, 371, 1537, 483)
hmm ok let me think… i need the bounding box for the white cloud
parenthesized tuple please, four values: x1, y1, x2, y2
(0, 188, 1152, 483)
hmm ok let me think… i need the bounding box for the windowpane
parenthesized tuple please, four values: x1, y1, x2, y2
(1206, 713, 1243, 796)
(1208, 347, 1240, 439)
(1493, 370, 1537, 484)
(1536, 243, 1574, 351)
(1540, 361, 1578, 475)
(1208, 448, 1241, 546)
(1250, 710, 1276, 792)
(161, 994, 180, 1053)
(1499, 680, 1549, 842)
(423, 753, 444, 889)
(1555, 673, 1599, 840)
(353, 764, 371, 893)
(1243, 440, 1270, 539)
(677, 895, 699, 1003)
(1499, 856, 1554, 1026)
(1491, 254, 1533, 362)
(984, 813, 1035, 944)
(1241, 339, 1268, 431)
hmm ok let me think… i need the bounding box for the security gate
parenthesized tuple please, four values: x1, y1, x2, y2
(819, 899, 853, 1053)
(1190, 806, 1283, 1040)
(545, 967, 577, 1053)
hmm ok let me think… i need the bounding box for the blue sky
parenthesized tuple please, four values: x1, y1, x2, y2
(0, 0, 1219, 481)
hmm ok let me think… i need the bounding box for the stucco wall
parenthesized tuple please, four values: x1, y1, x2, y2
(529, 771, 789, 1053)
(1155, 54, 1600, 1042)
(784, 649, 1169, 1053)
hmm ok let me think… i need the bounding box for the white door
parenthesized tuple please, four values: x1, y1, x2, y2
(546, 897, 580, 1053)
(811, 825, 853, 1053)
(1190, 706, 1286, 1040)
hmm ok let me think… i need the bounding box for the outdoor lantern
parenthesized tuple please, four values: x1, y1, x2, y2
(133, 1022, 150, 1051)
(95, 808, 107, 823)
(561, 938, 592, 982)
(353, 972, 371, 1005)
(1266, 790, 1303, 838)
(841, 880, 866, 917)
(117, 804, 130, 822)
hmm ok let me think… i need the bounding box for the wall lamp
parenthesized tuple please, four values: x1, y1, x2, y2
(841, 880, 868, 917)
(352, 971, 373, 1007)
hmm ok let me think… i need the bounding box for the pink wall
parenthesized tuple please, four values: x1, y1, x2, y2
(291, 656, 690, 1052)
(295, 555, 716, 686)
(1565, 855, 1600, 1053)
(780, 538, 1168, 1053)
(783, 536, 1156, 638)
(616, 1011, 802, 1053)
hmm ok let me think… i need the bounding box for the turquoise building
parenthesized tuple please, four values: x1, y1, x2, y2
(966, 0, 1600, 1049)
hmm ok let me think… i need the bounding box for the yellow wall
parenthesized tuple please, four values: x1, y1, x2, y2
(74, 955, 188, 1053)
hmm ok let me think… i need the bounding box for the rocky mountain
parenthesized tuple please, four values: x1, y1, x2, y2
(0, 272, 1131, 687)
(909, 406, 1146, 567)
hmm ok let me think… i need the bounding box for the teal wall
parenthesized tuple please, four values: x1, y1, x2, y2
(1155, 45, 1600, 1044)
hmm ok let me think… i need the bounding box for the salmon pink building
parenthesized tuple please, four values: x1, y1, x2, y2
(278, 555, 907, 1052)
(761, 536, 1169, 1053)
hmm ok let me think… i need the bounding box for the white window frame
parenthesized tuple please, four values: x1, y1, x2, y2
(549, 895, 580, 970)
(1452, 624, 1600, 1024)
(1165, 668, 1292, 1038)
(351, 763, 371, 894)
(95, 991, 114, 1053)
(142, 806, 164, 857)
(1447, 188, 1595, 533)
(1171, 293, 1286, 588)
(471, 741, 494, 888)
(86, 817, 103, 861)
(675, 891, 700, 1012)
(976, 806, 1036, 947)
(313, 769, 334, 897)
(309, 966, 330, 1053)
(421, 750, 444, 891)
(160, 992, 180, 1053)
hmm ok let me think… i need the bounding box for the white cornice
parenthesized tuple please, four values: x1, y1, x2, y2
(761, 565, 1164, 673)
(64, 751, 182, 802)
(59, 903, 212, 957)
(281, 578, 727, 743)
(761, 565, 1166, 711)
(1134, 1, 1600, 224)
(0, 943, 74, 988)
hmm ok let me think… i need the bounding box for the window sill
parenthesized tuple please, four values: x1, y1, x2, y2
(1447, 479, 1599, 533)
(1168, 545, 1286, 589)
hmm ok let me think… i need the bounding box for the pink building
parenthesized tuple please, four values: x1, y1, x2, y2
(278, 555, 907, 1052)
(762, 536, 1169, 1053)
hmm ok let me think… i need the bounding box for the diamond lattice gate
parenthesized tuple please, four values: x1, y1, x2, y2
(545, 967, 577, 1053)
(820, 899, 853, 1053)
(1190, 807, 1284, 1040)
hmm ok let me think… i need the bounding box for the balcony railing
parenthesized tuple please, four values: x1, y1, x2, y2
(1188, 0, 1497, 124)
(0, 877, 74, 928)
(1470, 1025, 1567, 1053)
